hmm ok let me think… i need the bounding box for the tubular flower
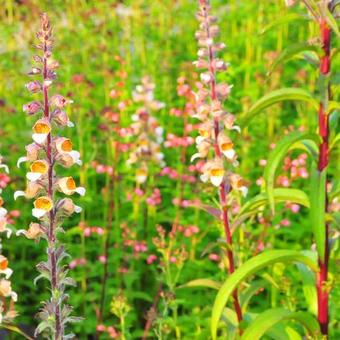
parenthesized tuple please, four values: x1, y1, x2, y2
(190, 0, 245, 324)
(0, 157, 16, 324)
(16, 14, 83, 338)
(127, 76, 165, 184)
(192, 1, 246, 194)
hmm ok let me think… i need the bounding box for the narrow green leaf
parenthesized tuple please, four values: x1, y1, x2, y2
(211, 250, 318, 339)
(241, 308, 320, 340)
(310, 168, 327, 260)
(296, 264, 317, 315)
(232, 188, 310, 230)
(330, 133, 340, 150)
(240, 280, 267, 313)
(264, 131, 319, 213)
(240, 88, 319, 126)
(269, 43, 319, 74)
(260, 13, 306, 34)
(319, 3, 340, 37)
(0, 325, 33, 340)
(179, 278, 221, 290)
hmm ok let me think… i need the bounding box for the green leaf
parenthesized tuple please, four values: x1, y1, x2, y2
(260, 13, 306, 34)
(319, 3, 340, 37)
(232, 188, 310, 230)
(264, 131, 319, 213)
(179, 278, 221, 290)
(269, 43, 319, 74)
(296, 264, 317, 315)
(240, 280, 268, 313)
(240, 88, 319, 126)
(328, 100, 340, 114)
(241, 308, 320, 340)
(310, 168, 327, 260)
(211, 250, 317, 340)
(330, 133, 340, 150)
(0, 325, 33, 340)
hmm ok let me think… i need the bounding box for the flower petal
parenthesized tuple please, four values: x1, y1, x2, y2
(32, 208, 47, 219)
(17, 156, 28, 168)
(32, 133, 48, 144)
(75, 187, 86, 196)
(26, 172, 43, 182)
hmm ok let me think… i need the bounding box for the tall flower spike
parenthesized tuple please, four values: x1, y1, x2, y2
(16, 14, 83, 339)
(192, 0, 244, 324)
(127, 76, 165, 184)
(0, 156, 17, 324)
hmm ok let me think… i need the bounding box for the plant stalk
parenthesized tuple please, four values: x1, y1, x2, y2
(43, 41, 62, 340)
(316, 18, 331, 337)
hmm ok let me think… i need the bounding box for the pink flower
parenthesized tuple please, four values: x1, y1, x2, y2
(209, 253, 220, 262)
(146, 254, 157, 264)
(84, 228, 91, 237)
(97, 325, 106, 332)
(99, 255, 107, 263)
(280, 219, 291, 227)
(9, 210, 20, 217)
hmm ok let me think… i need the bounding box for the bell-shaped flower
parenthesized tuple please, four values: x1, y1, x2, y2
(0, 280, 17, 301)
(50, 95, 73, 108)
(191, 139, 211, 162)
(32, 118, 51, 144)
(14, 181, 42, 201)
(222, 113, 240, 132)
(32, 196, 53, 219)
(25, 80, 42, 93)
(58, 198, 82, 216)
(16, 222, 43, 240)
(230, 174, 248, 197)
(136, 168, 148, 184)
(218, 134, 236, 160)
(56, 177, 86, 196)
(54, 137, 82, 167)
(17, 143, 41, 168)
(26, 160, 49, 182)
(52, 109, 74, 127)
(196, 122, 212, 144)
(0, 255, 12, 279)
(23, 101, 41, 115)
(201, 159, 225, 187)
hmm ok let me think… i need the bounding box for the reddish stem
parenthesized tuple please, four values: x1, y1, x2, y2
(201, 3, 243, 325)
(316, 19, 331, 337)
(43, 42, 62, 340)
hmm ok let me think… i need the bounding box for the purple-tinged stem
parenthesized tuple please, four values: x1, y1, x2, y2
(316, 19, 331, 337)
(43, 39, 62, 340)
(200, 2, 243, 325)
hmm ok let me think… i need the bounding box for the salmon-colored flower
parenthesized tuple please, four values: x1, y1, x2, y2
(32, 196, 53, 219)
(16, 222, 43, 240)
(32, 118, 51, 144)
(57, 177, 86, 196)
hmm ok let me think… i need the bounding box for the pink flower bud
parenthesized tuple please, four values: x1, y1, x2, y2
(23, 101, 41, 115)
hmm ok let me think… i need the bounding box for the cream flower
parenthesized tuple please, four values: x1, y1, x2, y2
(57, 177, 86, 196)
(0, 280, 17, 301)
(218, 134, 236, 160)
(32, 118, 51, 144)
(191, 139, 211, 162)
(17, 143, 41, 167)
(54, 137, 82, 167)
(16, 222, 43, 240)
(201, 159, 225, 187)
(26, 160, 49, 181)
(32, 196, 53, 219)
(196, 122, 212, 144)
(0, 255, 12, 279)
(58, 198, 82, 216)
(14, 181, 42, 200)
(230, 174, 248, 197)
(136, 168, 148, 184)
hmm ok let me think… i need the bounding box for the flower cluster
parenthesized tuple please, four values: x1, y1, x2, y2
(127, 76, 165, 184)
(191, 0, 246, 196)
(0, 157, 16, 324)
(16, 14, 83, 338)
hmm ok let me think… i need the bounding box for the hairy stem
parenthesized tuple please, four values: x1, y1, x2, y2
(201, 3, 243, 325)
(316, 19, 331, 337)
(43, 42, 62, 340)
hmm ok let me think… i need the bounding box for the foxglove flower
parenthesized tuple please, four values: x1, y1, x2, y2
(0, 157, 16, 324)
(127, 76, 165, 184)
(190, 0, 245, 323)
(16, 14, 83, 339)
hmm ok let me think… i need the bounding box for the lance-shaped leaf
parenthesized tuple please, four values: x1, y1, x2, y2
(297, 263, 317, 315)
(211, 250, 317, 339)
(241, 308, 320, 340)
(310, 168, 327, 260)
(264, 131, 319, 213)
(179, 278, 221, 290)
(269, 43, 319, 74)
(232, 188, 310, 230)
(240, 88, 319, 126)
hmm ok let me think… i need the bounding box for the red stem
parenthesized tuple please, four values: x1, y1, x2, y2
(316, 19, 331, 337)
(201, 3, 243, 324)
(43, 43, 62, 340)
